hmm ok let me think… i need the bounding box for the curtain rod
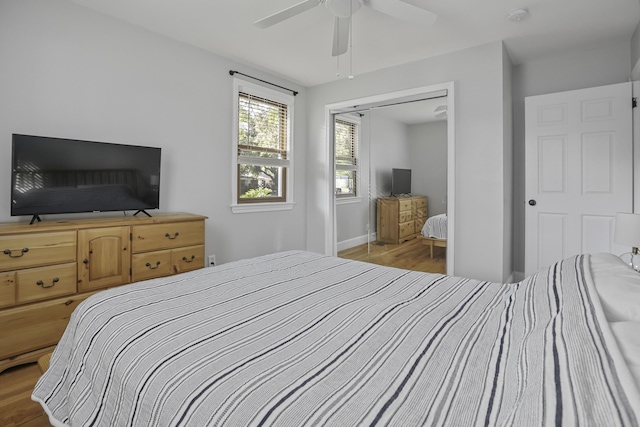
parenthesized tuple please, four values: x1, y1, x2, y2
(229, 70, 298, 96)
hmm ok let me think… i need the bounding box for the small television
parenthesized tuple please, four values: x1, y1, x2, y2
(11, 134, 161, 221)
(391, 168, 411, 196)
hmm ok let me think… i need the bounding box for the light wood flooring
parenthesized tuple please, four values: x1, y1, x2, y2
(0, 238, 444, 426)
(338, 236, 446, 274)
(0, 363, 49, 426)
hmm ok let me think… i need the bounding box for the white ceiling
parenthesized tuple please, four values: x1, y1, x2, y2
(66, 0, 640, 88)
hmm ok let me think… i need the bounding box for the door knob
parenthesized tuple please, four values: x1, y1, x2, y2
(528, 199, 537, 206)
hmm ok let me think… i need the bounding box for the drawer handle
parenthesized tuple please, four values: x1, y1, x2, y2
(3, 248, 29, 258)
(165, 232, 179, 240)
(36, 277, 59, 289)
(146, 261, 161, 269)
(182, 255, 195, 263)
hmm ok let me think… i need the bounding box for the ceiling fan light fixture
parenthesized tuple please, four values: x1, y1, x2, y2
(507, 8, 529, 22)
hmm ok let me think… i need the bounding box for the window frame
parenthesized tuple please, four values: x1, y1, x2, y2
(334, 114, 360, 202)
(231, 78, 295, 213)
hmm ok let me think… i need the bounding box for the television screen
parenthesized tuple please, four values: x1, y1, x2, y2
(11, 134, 161, 218)
(391, 168, 411, 196)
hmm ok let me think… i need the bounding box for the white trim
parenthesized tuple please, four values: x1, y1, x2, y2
(231, 77, 295, 211)
(510, 271, 525, 283)
(336, 196, 362, 205)
(324, 82, 456, 276)
(231, 202, 295, 214)
(633, 80, 639, 214)
(337, 233, 374, 252)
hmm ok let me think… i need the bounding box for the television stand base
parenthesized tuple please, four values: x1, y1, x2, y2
(133, 210, 152, 217)
(29, 215, 42, 225)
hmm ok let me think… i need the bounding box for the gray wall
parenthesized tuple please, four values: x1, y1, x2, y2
(0, 0, 308, 264)
(511, 41, 632, 277)
(369, 114, 411, 199)
(408, 121, 448, 218)
(632, 23, 640, 77)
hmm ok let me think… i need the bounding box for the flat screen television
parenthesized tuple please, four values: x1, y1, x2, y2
(391, 168, 411, 196)
(11, 134, 161, 222)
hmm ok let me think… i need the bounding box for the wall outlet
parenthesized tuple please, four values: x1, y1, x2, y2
(208, 254, 216, 267)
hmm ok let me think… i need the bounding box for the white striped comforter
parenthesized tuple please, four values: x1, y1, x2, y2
(32, 251, 639, 426)
(422, 213, 447, 239)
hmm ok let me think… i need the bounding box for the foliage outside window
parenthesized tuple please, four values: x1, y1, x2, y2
(335, 118, 358, 198)
(234, 80, 293, 207)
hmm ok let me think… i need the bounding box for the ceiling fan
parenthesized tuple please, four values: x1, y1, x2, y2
(254, 0, 437, 56)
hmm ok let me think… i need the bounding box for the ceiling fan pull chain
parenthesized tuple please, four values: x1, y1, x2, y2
(349, 0, 354, 79)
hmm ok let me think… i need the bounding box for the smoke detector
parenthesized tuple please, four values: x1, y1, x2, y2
(507, 8, 529, 22)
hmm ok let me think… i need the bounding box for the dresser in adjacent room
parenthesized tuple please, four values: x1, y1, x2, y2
(376, 196, 427, 244)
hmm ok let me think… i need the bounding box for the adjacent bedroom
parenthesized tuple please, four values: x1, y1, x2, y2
(336, 96, 449, 274)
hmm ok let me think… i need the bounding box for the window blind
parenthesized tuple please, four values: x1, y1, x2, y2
(237, 92, 289, 168)
(335, 119, 356, 171)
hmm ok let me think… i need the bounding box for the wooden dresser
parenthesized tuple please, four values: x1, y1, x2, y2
(0, 213, 207, 372)
(376, 196, 427, 244)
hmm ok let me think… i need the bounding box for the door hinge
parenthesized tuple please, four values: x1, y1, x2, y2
(633, 97, 637, 108)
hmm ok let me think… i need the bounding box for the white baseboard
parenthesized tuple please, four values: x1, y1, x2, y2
(337, 233, 376, 252)
(510, 271, 525, 283)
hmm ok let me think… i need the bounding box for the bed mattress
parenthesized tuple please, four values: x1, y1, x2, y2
(32, 251, 640, 426)
(421, 213, 447, 239)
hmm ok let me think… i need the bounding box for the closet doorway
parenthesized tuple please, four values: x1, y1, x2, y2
(327, 83, 455, 275)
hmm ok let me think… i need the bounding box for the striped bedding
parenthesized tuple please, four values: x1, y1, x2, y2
(32, 251, 640, 426)
(422, 213, 447, 239)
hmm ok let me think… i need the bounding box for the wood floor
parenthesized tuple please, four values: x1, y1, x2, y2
(338, 236, 446, 274)
(0, 238, 443, 427)
(0, 363, 49, 426)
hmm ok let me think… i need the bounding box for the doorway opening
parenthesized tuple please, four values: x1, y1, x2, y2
(325, 82, 455, 275)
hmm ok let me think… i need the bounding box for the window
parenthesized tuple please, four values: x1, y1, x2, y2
(232, 79, 294, 212)
(335, 117, 359, 199)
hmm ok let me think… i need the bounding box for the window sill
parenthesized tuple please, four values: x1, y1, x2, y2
(336, 196, 363, 205)
(231, 201, 296, 214)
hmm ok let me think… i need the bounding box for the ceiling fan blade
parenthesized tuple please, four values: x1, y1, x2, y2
(366, 0, 437, 27)
(254, 0, 320, 29)
(332, 16, 350, 56)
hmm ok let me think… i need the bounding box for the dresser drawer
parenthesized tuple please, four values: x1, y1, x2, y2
(399, 211, 413, 223)
(0, 231, 76, 272)
(399, 221, 415, 239)
(0, 271, 16, 309)
(414, 197, 427, 209)
(17, 263, 77, 304)
(132, 250, 173, 282)
(132, 220, 204, 253)
(415, 207, 427, 219)
(398, 199, 413, 212)
(172, 245, 205, 274)
(0, 293, 91, 360)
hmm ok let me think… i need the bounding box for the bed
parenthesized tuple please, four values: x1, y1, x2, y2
(32, 250, 640, 426)
(420, 213, 447, 258)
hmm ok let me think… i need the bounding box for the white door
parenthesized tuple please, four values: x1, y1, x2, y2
(525, 82, 633, 276)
